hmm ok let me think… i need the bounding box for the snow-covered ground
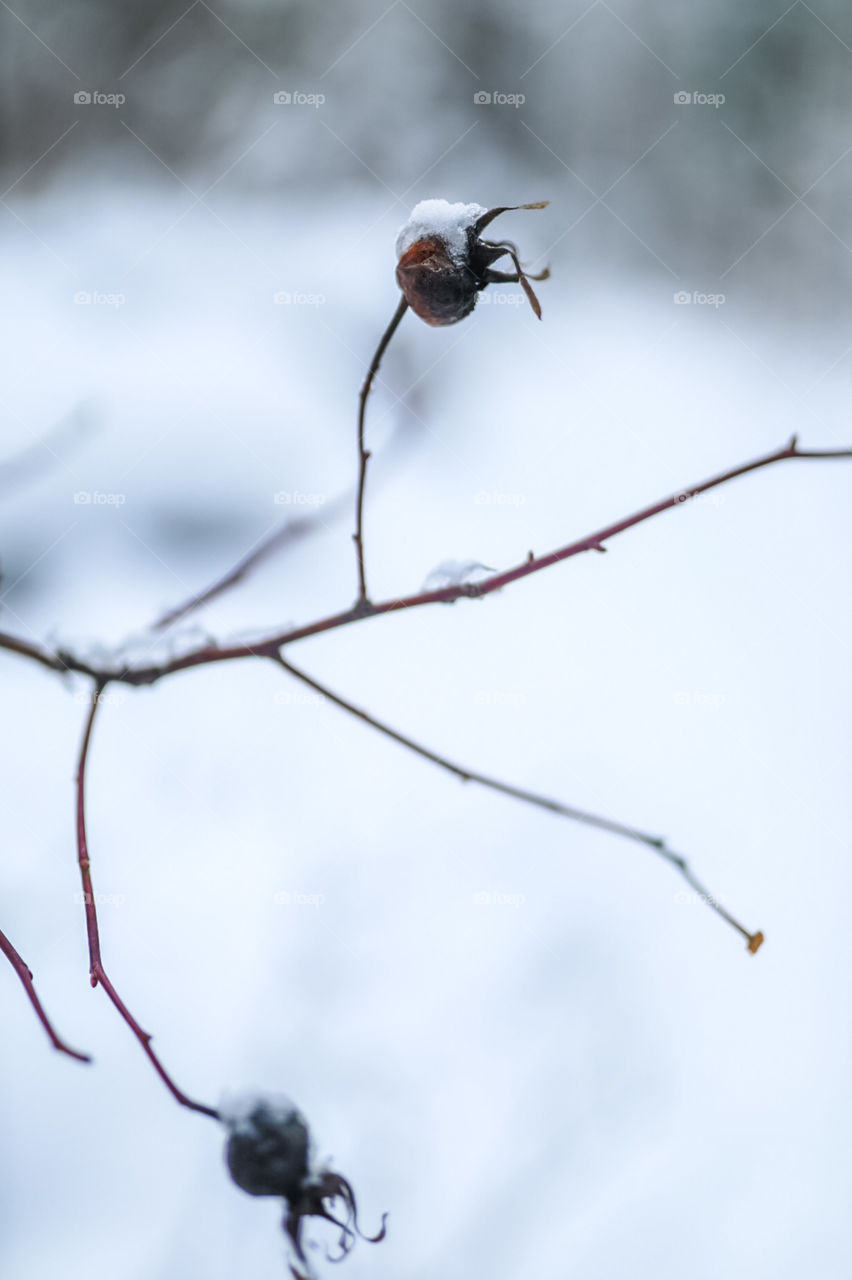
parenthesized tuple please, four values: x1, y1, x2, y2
(1, 182, 851, 1280)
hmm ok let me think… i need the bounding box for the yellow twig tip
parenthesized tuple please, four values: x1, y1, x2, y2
(747, 931, 765, 955)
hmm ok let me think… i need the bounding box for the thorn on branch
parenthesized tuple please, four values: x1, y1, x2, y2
(3, 436, 852, 690)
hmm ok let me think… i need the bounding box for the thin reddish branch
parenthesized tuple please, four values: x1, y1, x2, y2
(0, 630, 72, 676)
(74, 684, 219, 1118)
(0, 926, 92, 1062)
(271, 654, 763, 951)
(2, 434, 845, 688)
(354, 296, 408, 605)
(0, 430, 836, 1068)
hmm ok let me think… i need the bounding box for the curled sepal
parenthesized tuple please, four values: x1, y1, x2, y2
(220, 1091, 387, 1279)
(285, 1171, 387, 1272)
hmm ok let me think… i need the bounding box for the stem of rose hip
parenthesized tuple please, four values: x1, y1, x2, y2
(354, 295, 408, 604)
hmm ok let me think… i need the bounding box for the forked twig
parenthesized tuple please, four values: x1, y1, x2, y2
(0, 427, 846, 1078)
(2, 434, 845, 688)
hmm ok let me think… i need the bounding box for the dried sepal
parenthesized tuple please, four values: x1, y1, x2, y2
(220, 1092, 386, 1279)
(285, 1170, 388, 1275)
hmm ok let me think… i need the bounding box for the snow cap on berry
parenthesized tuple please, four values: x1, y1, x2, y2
(395, 199, 487, 264)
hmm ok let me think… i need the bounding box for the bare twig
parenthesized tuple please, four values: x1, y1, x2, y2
(270, 654, 763, 951)
(0, 926, 92, 1061)
(74, 683, 219, 1118)
(151, 491, 350, 631)
(354, 296, 408, 605)
(151, 418, 418, 632)
(0, 630, 72, 676)
(0, 429, 840, 1083)
(2, 435, 845, 688)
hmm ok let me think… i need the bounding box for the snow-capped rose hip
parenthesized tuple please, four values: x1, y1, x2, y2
(353, 197, 551, 604)
(394, 197, 550, 325)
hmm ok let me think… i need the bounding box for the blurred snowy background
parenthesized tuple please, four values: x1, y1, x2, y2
(2, 2, 852, 1278)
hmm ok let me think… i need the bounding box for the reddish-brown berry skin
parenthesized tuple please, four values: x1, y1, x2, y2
(396, 203, 549, 324)
(395, 237, 479, 326)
